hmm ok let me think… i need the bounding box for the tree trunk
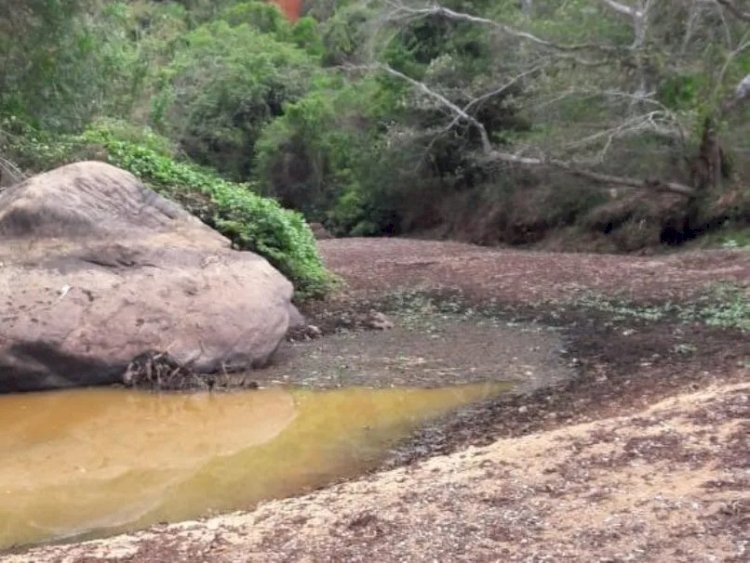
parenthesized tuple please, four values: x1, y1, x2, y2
(691, 118, 729, 191)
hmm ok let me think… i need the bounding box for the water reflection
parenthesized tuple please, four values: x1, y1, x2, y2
(0, 382, 509, 550)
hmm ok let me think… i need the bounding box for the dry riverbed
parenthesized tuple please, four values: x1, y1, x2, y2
(4, 239, 749, 562)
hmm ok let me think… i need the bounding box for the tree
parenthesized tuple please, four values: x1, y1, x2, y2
(0, 1, 142, 130)
(356, 0, 750, 198)
(154, 19, 318, 180)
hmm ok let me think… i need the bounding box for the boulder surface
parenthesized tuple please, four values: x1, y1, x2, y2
(0, 161, 296, 392)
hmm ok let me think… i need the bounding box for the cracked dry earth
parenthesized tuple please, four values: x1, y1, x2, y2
(4, 239, 750, 562)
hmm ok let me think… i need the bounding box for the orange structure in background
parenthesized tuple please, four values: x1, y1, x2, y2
(272, 0, 302, 22)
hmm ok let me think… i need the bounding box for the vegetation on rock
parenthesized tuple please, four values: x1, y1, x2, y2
(80, 122, 331, 298)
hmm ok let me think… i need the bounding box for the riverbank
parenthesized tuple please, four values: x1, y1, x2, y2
(4, 239, 749, 562)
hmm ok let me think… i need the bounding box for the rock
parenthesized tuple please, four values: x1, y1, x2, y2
(364, 310, 394, 331)
(286, 325, 323, 342)
(0, 162, 296, 392)
(305, 324, 323, 339)
(287, 324, 323, 342)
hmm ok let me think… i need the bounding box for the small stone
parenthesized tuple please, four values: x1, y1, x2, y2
(305, 324, 323, 339)
(365, 311, 394, 330)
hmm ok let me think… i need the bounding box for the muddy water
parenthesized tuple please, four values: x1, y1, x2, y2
(0, 382, 510, 551)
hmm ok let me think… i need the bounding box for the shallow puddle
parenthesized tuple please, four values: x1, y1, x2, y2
(0, 382, 510, 551)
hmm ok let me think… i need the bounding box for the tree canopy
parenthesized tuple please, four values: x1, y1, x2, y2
(1, 0, 749, 255)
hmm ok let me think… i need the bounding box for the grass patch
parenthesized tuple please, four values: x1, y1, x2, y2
(691, 225, 750, 250)
(569, 282, 750, 332)
(383, 284, 750, 333)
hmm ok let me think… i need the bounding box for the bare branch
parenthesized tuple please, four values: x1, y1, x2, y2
(438, 64, 547, 135)
(487, 151, 694, 196)
(369, 63, 695, 197)
(528, 88, 688, 143)
(375, 63, 493, 152)
(599, 0, 643, 18)
(546, 159, 695, 196)
(716, 0, 750, 21)
(384, 2, 620, 53)
(0, 153, 26, 190)
(563, 112, 683, 161)
(709, 0, 736, 47)
(681, 1, 704, 54)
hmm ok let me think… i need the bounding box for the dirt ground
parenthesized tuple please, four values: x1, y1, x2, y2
(264, 315, 573, 391)
(317, 238, 750, 303)
(4, 239, 749, 562)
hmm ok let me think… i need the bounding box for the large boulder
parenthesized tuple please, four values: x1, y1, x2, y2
(0, 161, 296, 392)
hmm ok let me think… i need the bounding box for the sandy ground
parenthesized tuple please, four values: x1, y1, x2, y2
(3, 239, 749, 562)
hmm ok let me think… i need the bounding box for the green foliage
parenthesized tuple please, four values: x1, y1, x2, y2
(683, 283, 750, 332)
(78, 124, 332, 298)
(712, 228, 750, 249)
(658, 75, 706, 111)
(86, 118, 176, 156)
(3, 0, 750, 263)
(221, 1, 290, 34)
(0, 1, 141, 130)
(570, 283, 750, 332)
(0, 115, 82, 172)
(319, 3, 373, 66)
(254, 75, 401, 234)
(154, 20, 318, 180)
(291, 17, 325, 57)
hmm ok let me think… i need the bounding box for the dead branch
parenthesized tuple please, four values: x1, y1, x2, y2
(377, 63, 493, 152)
(440, 64, 547, 138)
(600, 0, 644, 18)
(486, 151, 694, 196)
(384, 1, 621, 53)
(0, 154, 25, 189)
(716, 0, 750, 21)
(374, 63, 695, 197)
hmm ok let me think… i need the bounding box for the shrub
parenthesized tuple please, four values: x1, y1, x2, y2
(153, 20, 318, 180)
(0, 114, 82, 172)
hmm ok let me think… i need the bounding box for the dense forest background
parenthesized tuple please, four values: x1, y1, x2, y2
(1, 0, 749, 276)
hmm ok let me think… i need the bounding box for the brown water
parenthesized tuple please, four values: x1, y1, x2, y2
(0, 382, 510, 551)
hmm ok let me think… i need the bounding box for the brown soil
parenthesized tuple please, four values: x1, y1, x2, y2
(317, 238, 750, 303)
(4, 239, 749, 562)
